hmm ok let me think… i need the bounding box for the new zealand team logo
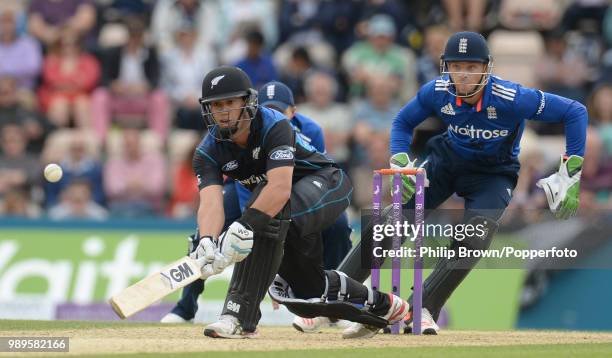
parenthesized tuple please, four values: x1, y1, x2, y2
(222, 160, 239, 171)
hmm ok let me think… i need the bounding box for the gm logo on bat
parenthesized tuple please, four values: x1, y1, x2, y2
(160, 262, 195, 289)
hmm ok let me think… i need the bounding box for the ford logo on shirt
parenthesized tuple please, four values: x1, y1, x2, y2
(222, 160, 239, 171)
(270, 148, 295, 161)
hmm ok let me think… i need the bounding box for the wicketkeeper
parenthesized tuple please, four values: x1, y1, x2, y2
(339, 31, 588, 335)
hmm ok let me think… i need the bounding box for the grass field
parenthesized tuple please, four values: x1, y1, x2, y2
(1, 320, 612, 357)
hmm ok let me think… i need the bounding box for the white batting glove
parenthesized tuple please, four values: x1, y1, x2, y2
(189, 236, 217, 279)
(218, 221, 254, 263)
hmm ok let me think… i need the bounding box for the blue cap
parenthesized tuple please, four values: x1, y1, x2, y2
(258, 81, 295, 111)
(441, 31, 489, 63)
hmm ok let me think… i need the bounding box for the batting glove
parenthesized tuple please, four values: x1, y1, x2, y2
(389, 152, 429, 204)
(536, 155, 583, 220)
(189, 235, 217, 279)
(218, 221, 254, 264)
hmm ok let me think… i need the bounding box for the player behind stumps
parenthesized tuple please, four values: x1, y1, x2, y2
(339, 31, 587, 335)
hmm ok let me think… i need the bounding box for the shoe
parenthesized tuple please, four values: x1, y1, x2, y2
(342, 293, 409, 339)
(329, 319, 352, 329)
(203, 315, 258, 339)
(292, 316, 331, 333)
(160, 312, 193, 323)
(403, 308, 439, 335)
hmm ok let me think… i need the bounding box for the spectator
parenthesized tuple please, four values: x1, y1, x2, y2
(315, 0, 362, 55)
(580, 126, 612, 210)
(298, 71, 352, 166)
(28, 0, 96, 48)
(341, 14, 417, 101)
(104, 128, 166, 217)
(48, 178, 108, 220)
(354, 0, 413, 39)
(234, 29, 277, 89)
(161, 20, 216, 131)
(277, 0, 323, 45)
(0, 124, 41, 197)
(0, 8, 42, 94)
(588, 82, 612, 155)
(44, 131, 105, 208)
(417, 25, 452, 85)
(442, 0, 487, 32)
(168, 146, 198, 219)
(535, 31, 589, 103)
(38, 28, 100, 128)
(0, 188, 41, 218)
(216, 0, 278, 53)
(352, 75, 402, 144)
(278, 46, 315, 104)
(0, 77, 53, 153)
(151, 0, 219, 57)
(91, 16, 170, 141)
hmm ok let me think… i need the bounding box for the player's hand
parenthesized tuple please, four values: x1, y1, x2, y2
(536, 155, 583, 220)
(218, 221, 254, 263)
(189, 235, 217, 279)
(389, 152, 429, 204)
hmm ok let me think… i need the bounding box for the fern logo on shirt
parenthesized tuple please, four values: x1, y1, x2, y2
(222, 160, 239, 171)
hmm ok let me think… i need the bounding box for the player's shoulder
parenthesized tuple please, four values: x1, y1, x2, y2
(260, 106, 289, 129)
(488, 76, 543, 116)
(489, 76, 540, 102)
(417, 77, 450, 102)
(293, 112, 323, 134)
(194, 133, 219, 163)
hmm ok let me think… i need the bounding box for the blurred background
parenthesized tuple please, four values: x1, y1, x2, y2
(0, 0, 610, 331)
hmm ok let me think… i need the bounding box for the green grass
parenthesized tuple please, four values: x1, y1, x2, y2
(43, 344, 612, 358)
(0, 319, 172, 330)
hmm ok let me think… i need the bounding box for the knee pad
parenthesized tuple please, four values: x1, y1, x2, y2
(454, 215, 499, 251)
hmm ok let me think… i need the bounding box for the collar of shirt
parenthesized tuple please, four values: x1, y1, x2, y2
(454, 78, 492, 113)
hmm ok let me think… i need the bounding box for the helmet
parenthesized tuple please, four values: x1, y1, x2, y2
(199, 66, 258, 140)
(258, 81, 295, 112)
(439, 31, 493, 98)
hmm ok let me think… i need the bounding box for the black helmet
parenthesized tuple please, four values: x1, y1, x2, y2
(199, 66, 258, 140)
(439, 31, 493, 98)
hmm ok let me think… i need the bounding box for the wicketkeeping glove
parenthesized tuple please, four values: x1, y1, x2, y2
(536, 155, 583, 220)
(389, 152, 429, 204)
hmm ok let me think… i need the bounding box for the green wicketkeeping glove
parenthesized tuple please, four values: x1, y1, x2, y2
(536, 155, 583, 220)
(389, 152, 428, 204)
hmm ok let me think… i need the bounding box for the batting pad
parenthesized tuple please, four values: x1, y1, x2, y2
(268, 275, 388, 328)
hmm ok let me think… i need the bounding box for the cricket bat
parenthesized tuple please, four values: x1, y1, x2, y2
(110, 256, 201, 319)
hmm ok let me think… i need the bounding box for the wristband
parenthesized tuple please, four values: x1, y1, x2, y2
(238, 207, 272, 233)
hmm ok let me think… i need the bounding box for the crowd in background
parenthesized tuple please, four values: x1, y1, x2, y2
(0, 0, 610, 221)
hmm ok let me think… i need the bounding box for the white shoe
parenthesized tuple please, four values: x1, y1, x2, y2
(292, 316, 331, 333)
(405, 308, 439, 335)
(342, 293, 409, 339)
(160, 313, 192, 323)
(330, 319, 352, 329)
(203, 315, 257, 339)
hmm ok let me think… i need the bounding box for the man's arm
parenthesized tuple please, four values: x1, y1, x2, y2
(390, 81, 437, 155)
(249, 166, 293, 217)
(192, 146, 225, 238)
(526, 90, 588, 156)
(197, 184, 225, 239)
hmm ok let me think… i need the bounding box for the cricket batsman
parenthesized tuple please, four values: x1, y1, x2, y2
(161, 81, 353, 332)
(341, 31, 587, 335)
(190, 66, 409, 339)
